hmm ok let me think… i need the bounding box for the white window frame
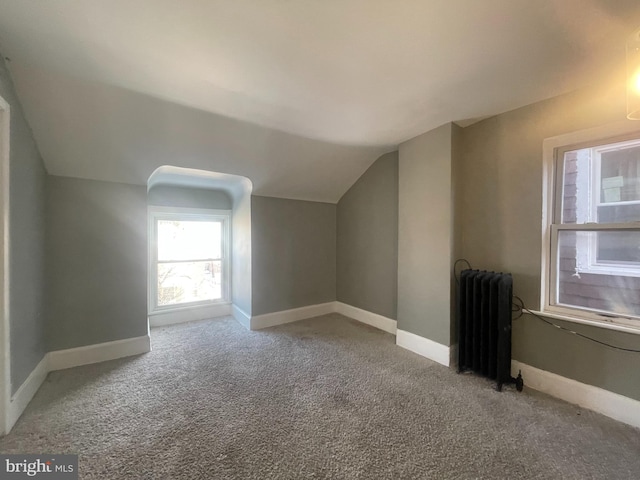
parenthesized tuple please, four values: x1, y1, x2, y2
(148, 206, 231, 315)
(542, 121, 640, 334)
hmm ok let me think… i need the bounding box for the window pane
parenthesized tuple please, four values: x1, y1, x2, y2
(157, 260, 222, 306)
(561, 141, 640, 224)
(597, 204, 640, 223)
(556, 230, 640, 317)
(596, 230, 640, 264)
(157, 220, 221, 261)
(600, 146, 640, 204)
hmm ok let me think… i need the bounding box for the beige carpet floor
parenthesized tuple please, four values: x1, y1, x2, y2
(1, 314, 639, 479)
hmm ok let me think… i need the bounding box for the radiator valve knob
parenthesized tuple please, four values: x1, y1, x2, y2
(515, 370, 524, 392)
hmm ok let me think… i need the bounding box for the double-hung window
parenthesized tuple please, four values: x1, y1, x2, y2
(149, 207, 230, 314)
(546, 130, 640, 328)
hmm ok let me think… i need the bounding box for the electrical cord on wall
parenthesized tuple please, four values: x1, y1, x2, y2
(511, 296, 640, 353)
(454, 258, 640, 354)
(453, 258, 472, 286)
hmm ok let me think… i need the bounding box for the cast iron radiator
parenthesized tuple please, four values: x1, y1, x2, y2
(457, 269, 523, 392)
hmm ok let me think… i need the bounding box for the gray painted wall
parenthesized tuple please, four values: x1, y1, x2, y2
(337, 152, 398, 319)
(459, 81, 640, 401)
(46, 176, 148, 350)
(0, 55, 48, 394)
(147, 184, 232, 209)
(251, 196, 336, 316)
(398, 123, 453, 346)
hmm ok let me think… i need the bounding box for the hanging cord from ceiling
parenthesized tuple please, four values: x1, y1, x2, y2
(454, 258, 640, 354)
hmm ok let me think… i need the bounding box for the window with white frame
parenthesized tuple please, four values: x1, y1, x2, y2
(149, 207, 230, 313)
(547, 132, 640, 326)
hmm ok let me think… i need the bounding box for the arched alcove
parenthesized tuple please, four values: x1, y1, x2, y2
(147, 166, 253, 329)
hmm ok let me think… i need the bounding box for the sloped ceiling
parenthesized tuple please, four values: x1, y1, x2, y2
(0, 0, 639, 202)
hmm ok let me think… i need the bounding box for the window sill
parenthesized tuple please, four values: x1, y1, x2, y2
(577, 266, 640, 279)
(149, 300, 231, 317)
(533, 309, 640, 335)
(148, 302, 233, 328)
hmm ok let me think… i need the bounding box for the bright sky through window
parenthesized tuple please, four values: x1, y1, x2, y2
(158, 220, 221, 261)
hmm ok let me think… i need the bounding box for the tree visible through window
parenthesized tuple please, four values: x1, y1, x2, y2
(150, 208, 230, 313)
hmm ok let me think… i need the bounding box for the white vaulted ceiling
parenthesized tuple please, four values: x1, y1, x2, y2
(0, 0, 639, 202)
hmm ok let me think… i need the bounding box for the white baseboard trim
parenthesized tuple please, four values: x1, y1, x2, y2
(48, 334, 151, 372)
(251, 302, 335, 330)
(232, 304, 251, 330)
(335, 302, 397, 334)
(5, 334, 152, 434)
(7, 356, 49, 432)
(149, 303, 232, 328)
(512, 360, 640, 430)
(396, 329, 450, 367)
(233, 301, 399, 334)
